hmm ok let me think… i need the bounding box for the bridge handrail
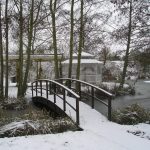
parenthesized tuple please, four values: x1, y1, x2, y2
(57, 78, 113, 97)
(56, 78, 113, 121)
(32, 79, 80, 98)
(31, 79, 80, 125)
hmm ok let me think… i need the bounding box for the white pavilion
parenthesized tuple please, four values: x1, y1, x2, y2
(62, 52, 103, 85)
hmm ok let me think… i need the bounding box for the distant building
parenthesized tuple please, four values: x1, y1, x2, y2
(62, 52, 103, 85)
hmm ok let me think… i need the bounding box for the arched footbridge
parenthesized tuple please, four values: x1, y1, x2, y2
(31, 78, 113, 125)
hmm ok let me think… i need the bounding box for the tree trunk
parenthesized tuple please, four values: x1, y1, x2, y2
(22, 0, 34, 96)
(32, 0, 42, 54)
(0, 2, 4, 99)
(5, 0, 9, 98)
(50, 0, 59, 79)
(17, 0, 24, 97)
(76, 0, 84, 81)
(119, 0, 132, 89)
(68, 0, 74, 88)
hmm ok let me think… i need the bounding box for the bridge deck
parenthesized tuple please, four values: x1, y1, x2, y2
(32, 90, 107, 129)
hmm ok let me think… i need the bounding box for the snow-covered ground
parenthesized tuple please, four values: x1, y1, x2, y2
(0, 88, 150, 150)
(102, 82, 129, 90)
(144, 81, 150, 83)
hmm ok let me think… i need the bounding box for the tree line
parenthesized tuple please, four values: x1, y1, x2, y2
(0, 0, 149, 99)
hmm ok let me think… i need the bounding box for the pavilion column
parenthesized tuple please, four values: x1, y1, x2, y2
(38, 60, 42, 79)
(16, 60, 19, 86)
(59, 59, 62, 78)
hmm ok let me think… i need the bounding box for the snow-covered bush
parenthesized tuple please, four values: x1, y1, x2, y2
(112, 104, 150, 125)
(97, 82, 135, 97)
(0, 108, 79, 138)
(0, 117, 78, 138)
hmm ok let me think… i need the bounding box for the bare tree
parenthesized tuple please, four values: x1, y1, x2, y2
(17, 0, 24, 97)
(22, 0, 35, 96)
(50, 0, 59, 79)
(68, 0, 74, 87)
(111, 0, 150, 88)
(119, 0, 132, 88)
(99, 46, 110, 66)
(0, 2, 4, 99)
(76, 0, 84, 81)
(5, 0, 9, 98)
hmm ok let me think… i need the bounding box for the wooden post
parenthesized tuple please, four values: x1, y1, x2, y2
(49, 82, 52, 95)
(108, 97, 112, 121)
(54, 84, 56, 103)
(46, 81, 48, 99)
(36, 81, 38, 96)
(91, 87, 94, 109)
(31, 83, 33, 97)
(79, 82, 81, 101)
(76, 97, 80, 125)
(63, 88, 66, 111)
(40, 80, 42, 96)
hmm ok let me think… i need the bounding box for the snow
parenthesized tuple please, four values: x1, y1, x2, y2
(73, 52, 94, 57)
(62, 52, 102, 64)
(62, 59, 102, 64)
(0, 120, 40, 135)
(2, 54, 62, 61)
(144, 81, 150, 83)
(0, 88, 150, 150)
(102, 82, 129, 90)
(126, 123, 150, 140)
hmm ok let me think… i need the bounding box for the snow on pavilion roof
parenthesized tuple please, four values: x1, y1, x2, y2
(62, 52, 102, 64)
(3, 54, 62, 61)
(62, 59, 102, 64)
(73, 52, 94, 58)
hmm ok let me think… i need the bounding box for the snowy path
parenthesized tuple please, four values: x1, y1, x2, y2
(0, 87, 150, 150)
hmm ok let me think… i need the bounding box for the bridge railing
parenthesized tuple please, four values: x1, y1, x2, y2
(56, 78, 113, 121)
(31, 79, 80, 125)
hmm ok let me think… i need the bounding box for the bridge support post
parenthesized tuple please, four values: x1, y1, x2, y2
(31, 83, 33, 97)
(76, 98, 80, 125)
(79, 82, 81, 101)
(63, 89, 66, 111)
(46, 81, 48, 99)
(49, 82, 52, 95)
(36, 81, 38, 96)
(54, 84, 56, 103)
(91, 87, 94, 109)
(108, 97, 112, 121)
(40, 80, 42, 96)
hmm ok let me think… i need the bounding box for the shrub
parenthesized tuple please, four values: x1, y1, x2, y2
(112, 103, 150, 125)
(98, 83, 135, 97)
(0, 97, 27, 110)
(0, 108, 79, 138)
(0, 117, 79, 138)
